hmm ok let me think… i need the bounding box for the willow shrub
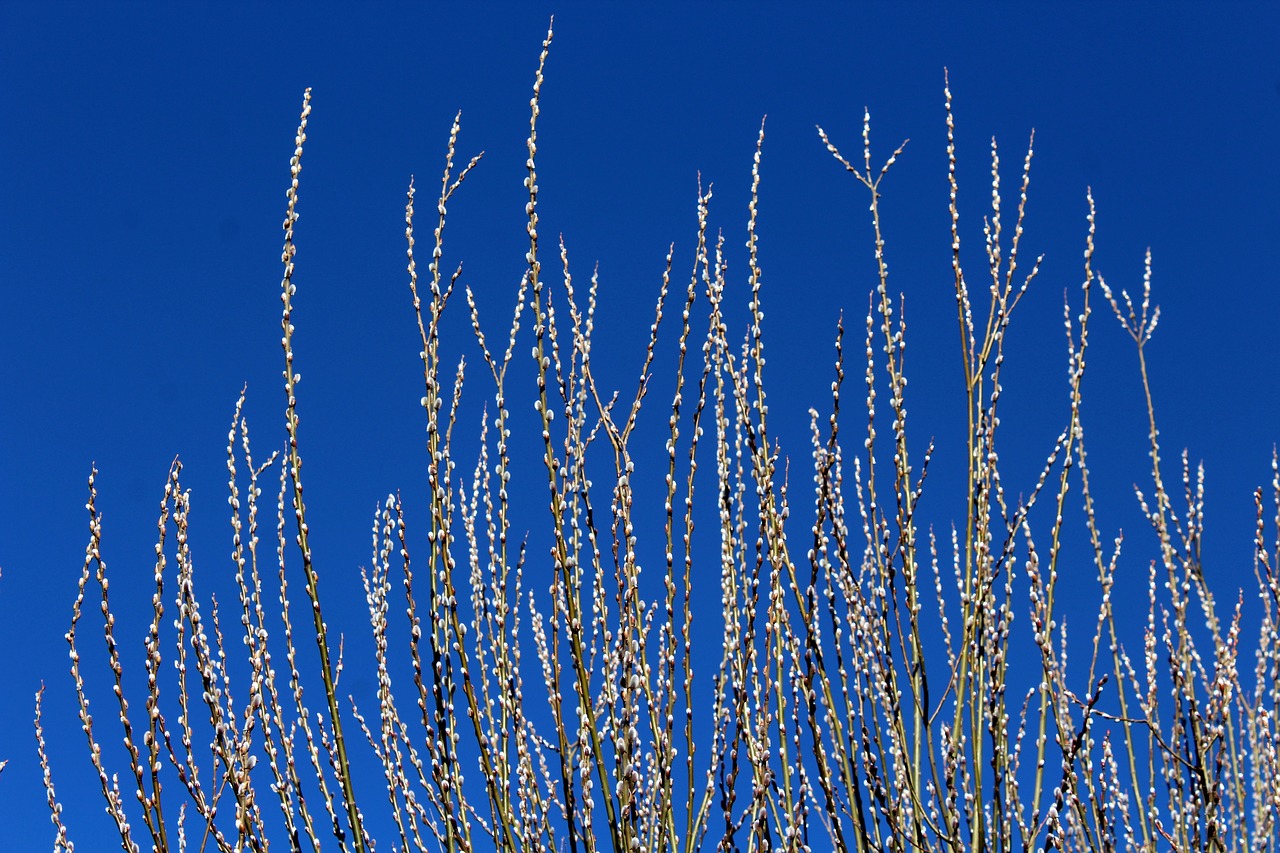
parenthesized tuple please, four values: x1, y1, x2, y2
(37, 23, 1280, 853)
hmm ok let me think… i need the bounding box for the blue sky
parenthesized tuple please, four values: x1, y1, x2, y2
(2, 3, 1279, 848)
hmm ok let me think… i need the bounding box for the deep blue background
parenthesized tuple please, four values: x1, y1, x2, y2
(2, 3, 1278, 848)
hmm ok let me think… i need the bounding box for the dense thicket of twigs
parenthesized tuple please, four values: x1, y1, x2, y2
(36, 23, 1280, 853)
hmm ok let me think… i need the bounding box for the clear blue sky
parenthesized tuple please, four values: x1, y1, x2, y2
(2, 3, 1278, 848)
